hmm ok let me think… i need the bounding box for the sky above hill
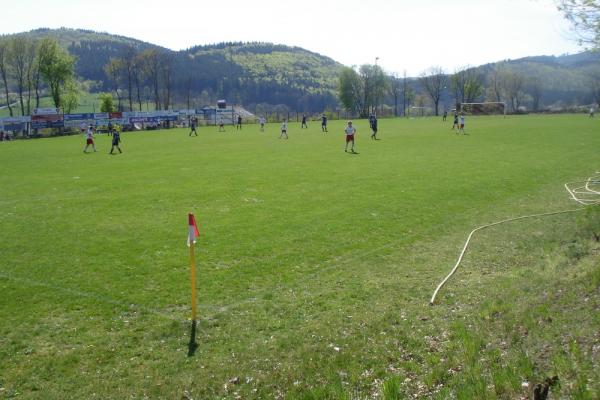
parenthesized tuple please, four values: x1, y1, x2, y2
(1, 0, 582, 76)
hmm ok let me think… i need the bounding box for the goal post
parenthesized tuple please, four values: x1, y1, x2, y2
(458, 102, 506, 115)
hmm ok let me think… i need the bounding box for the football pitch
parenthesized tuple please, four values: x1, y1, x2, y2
(1, 114, 599, 399)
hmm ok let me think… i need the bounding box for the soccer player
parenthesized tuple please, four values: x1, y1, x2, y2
(442, 110, 447, 121)
(344, 120, 356, 153)
(301, 114, 308, 129)
(107, 121, 113, 136)
(259, 116, 265, 132)
(458, 113, 466, 134)
(590, 108, 595, 118)
(83, 125, 97, 153)
(218, 117, 225, 132)
(369, 114, 379, 140)
(279, 119, 288, 139)
(110, 130, 122, 154)
(236, 115, 242, 130)
(452, 111, 459, 131)
(189, 117, 198, 136)
(321, 114, 328, 132)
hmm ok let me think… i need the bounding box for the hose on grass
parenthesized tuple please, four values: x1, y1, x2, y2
(429, 173, 600, 305)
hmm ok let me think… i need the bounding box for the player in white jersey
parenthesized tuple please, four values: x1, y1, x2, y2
(279, 119, 288, 139)
(83, 125, 97, 153)
(259, 116, 266, 132)
(344, 120, 356, 153)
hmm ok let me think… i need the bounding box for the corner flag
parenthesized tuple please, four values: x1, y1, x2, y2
(187, 213, 200, 322)
(188, 213, 200, 246)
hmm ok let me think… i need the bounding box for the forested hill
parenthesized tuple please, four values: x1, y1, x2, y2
(5, 28, 599, 112)
(10, 28, 342, 112)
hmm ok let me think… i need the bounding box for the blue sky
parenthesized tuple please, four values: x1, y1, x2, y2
(1, 0, 582, 75)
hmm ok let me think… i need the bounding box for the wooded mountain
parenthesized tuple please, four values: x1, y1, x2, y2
(5, 28, 599, 112)
(12, 28, 341, 112)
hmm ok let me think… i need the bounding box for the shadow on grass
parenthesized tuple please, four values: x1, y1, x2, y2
(187, 320, 198, 357)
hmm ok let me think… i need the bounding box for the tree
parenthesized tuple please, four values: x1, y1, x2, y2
(389, 73, 402, 117)
(31, 44, 43, 109)
(557, 0, 600, 47)
(121, 45, 137, 111)
(139, 49, 162, 110)
(38, 38, 75, 109)
(185, 76, 193, 110)
(104, 57, 123, 111)
(160, 52, 173, 110)
(25, 39, 37, 115)
(99, 92, 115, 112)
(359, 64, 387, 117)
(589, 69, 600, 106)
(419, 66, 447, 116)
(62, 79, 80, 114)
(9, 37, 36, 116)
(487, 65, 504, 102)
(402, 70, 411, 117)
(338, 66, 364, 115)
(132, 52, 145, 111)
(501, 70, 526, 112)
(451, 66, 484, 105)
(527, 76, 543, 111)
(0, 39, 13, 117)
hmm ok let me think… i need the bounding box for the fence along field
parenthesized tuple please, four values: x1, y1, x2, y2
(0, 114, 598, 399)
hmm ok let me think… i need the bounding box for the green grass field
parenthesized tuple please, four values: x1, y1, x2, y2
(1, 115, 599, 399)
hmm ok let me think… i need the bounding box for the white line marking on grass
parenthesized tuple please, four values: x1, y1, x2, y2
(430, 172, 600, 305)
(0, 272, 183, 322)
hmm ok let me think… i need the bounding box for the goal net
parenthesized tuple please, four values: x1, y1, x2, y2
(408, 106, 427, 117)
(458, 102, 505, 115)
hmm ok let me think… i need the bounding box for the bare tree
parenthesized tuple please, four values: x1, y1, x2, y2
(32, 43, 43, 109)
(0, 39, 13, 117)
(133, 52, 145, 111)
(121, 45, 137, 111)
(488, 65, 504, 102)
(402, 70, 410, 117)
(160, 52, 173, 110)
(589, 70, 600, 106)
(501, 70, 526, 112)
(186, 76, 193, 110)
(25, 40, 37, 115)
(358, 64, 387, 117)
(557, 0, 600, 47)
(419, 66, 447, 116)
(104, 58, 123, 111)
(527, 76, 543, 112)
(451, 66, 484, 105)
(389, 73, 401, 117)
(9, 37, 35, 116)
(139, 49, 161, 110)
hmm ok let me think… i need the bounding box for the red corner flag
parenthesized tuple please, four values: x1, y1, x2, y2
(187, 213, 200, 246)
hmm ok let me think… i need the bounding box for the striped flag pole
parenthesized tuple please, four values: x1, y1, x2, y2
(188, 213, 200, 321)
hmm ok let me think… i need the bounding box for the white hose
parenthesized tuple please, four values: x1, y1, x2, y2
(429, 173, 600, 305)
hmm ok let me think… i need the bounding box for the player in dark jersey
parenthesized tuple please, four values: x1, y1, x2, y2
(189, 117, 198, 136)
(321, 114, 328, 132)
(369, 114, 379, 140)
(452, 111, 459, 131)
(110, 130, 122, 154)
(301, 114, 308, 129)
